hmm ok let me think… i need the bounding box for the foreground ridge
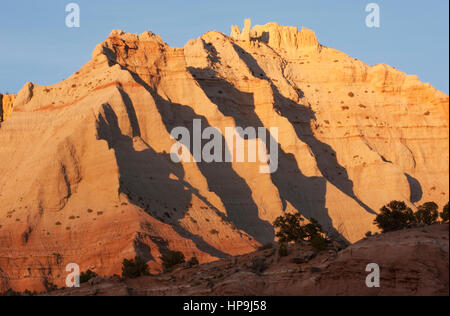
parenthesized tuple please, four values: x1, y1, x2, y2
(46, 224, 449, 296)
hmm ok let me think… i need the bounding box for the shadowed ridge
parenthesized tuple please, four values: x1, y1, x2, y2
(98, 41, 276, 243)
(223, 40, 377, 216)
(187, 65, 345, 241)
(96, 99, 231, 259)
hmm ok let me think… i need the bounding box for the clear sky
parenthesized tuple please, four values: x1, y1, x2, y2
(0, 0, 448, 94)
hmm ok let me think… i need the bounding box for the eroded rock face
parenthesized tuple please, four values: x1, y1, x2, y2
(0, 20, 448, 292)
(0, 94, 16, 122)
(231, 19, 320, 54)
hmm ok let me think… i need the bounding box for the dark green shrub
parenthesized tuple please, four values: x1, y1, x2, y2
(273, 213, 325, 243)
(1, 289, 22, 296)
(44, 281, 58, 292)
(374, 201, 415, 233)
(303, 218, 324, 239)
(310, 234, 328, 251)
(278, 243, 289, 257)
(122, 256, 149, 278)
(273, 213, 308, 243)
(80, 269, 98, 284)
(273, 213, 329, 250)
(415, 202, 439, 225)
(441, 202, 449, 223)
(160, 251, 185, 272)
(23, 289, 37, 296)
(0, 288, 38, 296)
(187, 256, 199, 268)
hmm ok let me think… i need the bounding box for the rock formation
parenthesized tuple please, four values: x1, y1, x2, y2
(231, 19, 320, 54)
(0, 19, 448, 292)
(0, 93, 16, 122)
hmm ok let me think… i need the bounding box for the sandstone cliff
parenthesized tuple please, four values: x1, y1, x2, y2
(0, 93, 16, 122)
(0, 20, 448, 292)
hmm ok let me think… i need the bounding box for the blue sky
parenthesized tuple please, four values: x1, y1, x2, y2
(0, 0, 448, 94)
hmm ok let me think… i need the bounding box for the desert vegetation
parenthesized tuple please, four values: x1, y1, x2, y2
(0, 288, 37, 296)
(273, 213, 329, 252)
(373, 200, 449, 234)
(160, 250, 185, 272)
(278, 243, 289, 257)
(80, 269, 98, 284)
(187, 256, 199, 268)
(441, 202, 449, 223)
(122, 256, 149, 278)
